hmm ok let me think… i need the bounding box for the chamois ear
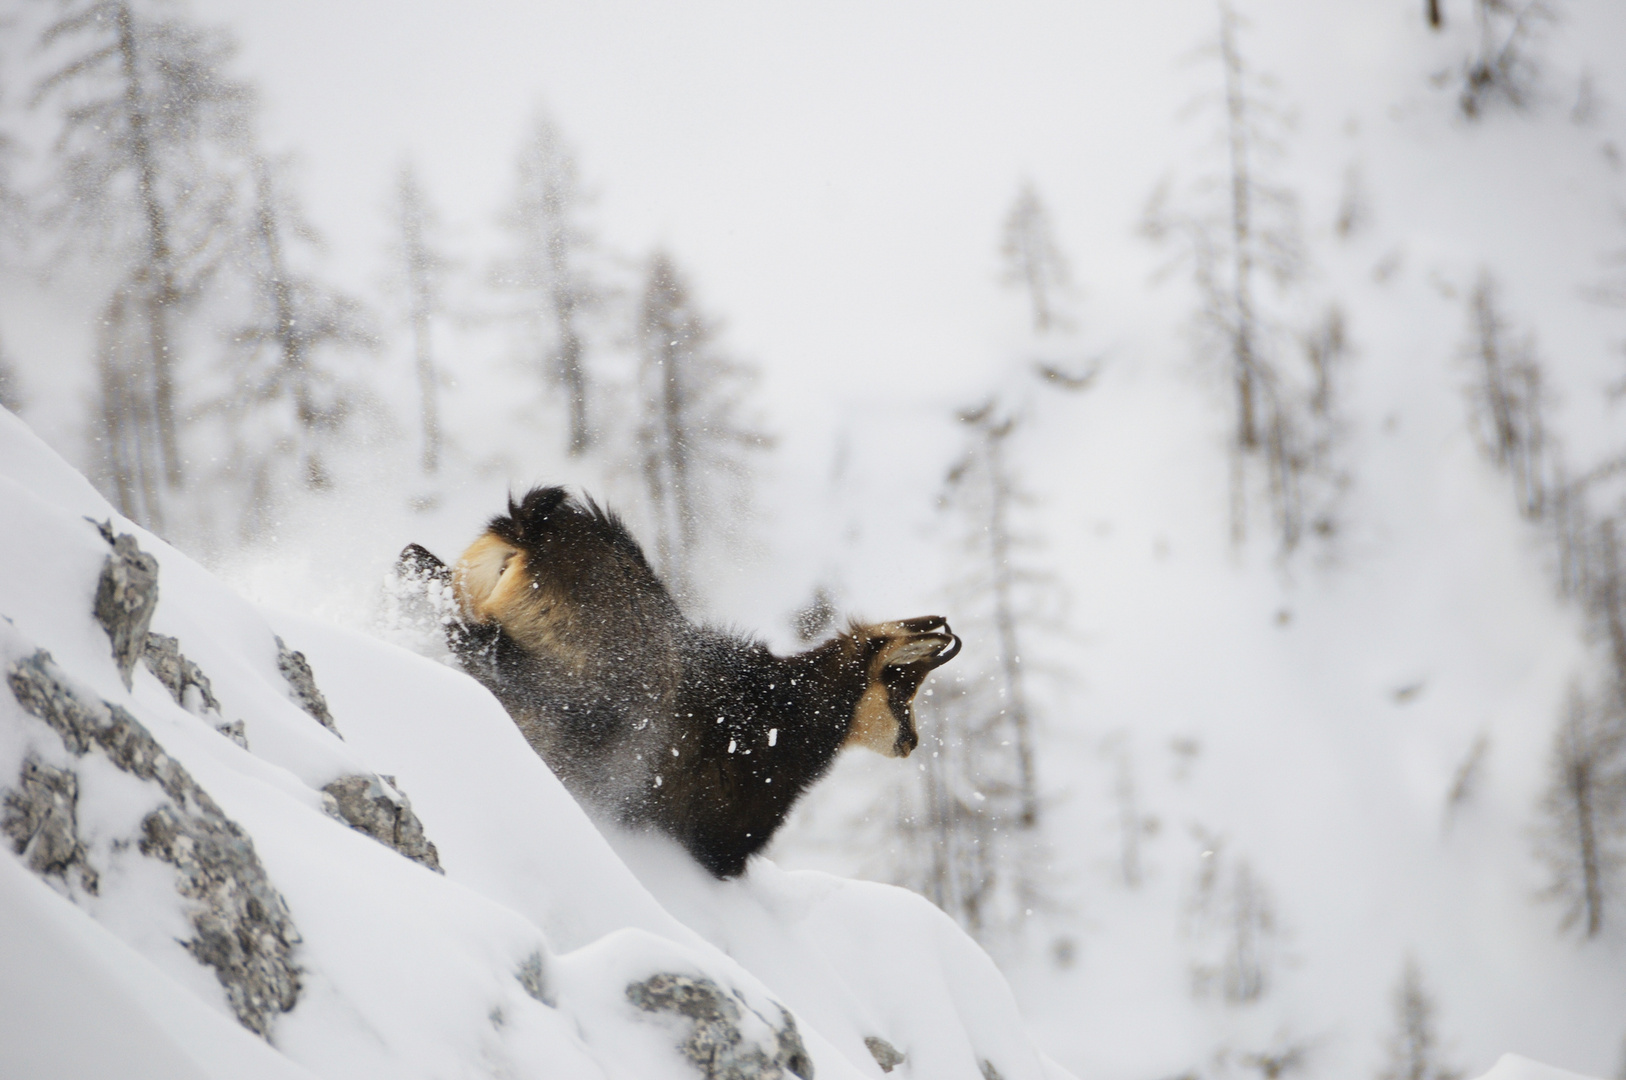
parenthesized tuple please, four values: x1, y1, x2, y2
(844, 616, 961, 758)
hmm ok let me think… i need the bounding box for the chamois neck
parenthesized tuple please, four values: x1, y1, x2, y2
(784, 635, 867, 729)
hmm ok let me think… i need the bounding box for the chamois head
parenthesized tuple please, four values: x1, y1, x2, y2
(836, 616, 961, 759)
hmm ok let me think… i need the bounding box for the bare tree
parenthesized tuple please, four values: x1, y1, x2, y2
(225, 155, 372, 536)
(92, 285, 165, 525)
(947, 401, 1041, 828)
(391, 161, 450, 476)
(1000, 182, 1071, 335)
(1465, 272, 1549, 520)
(790, 586, 837, 643)
(1189, 834, 1277, 1004)
(634, 250, 769, 607)
(1378, 959, 1462, 1080)
(34, 0, 251, 524)
(1444, 732, 1492, 822)
(0, 82, 24, 415)
(877, 397, 1064, 938)
(1143, 1, 1345, 557)
(1536, 682, 1626, 937)
(1239, 1043, 1309, 1080)
(1211, 0, 1298, 458)
(1586, 521, 1626, 703)
(892, 677, 1005, 936)
(493, 111, 600, 457)
(1459, 0, 1558, 119)
(1105, 733, 1159, 888)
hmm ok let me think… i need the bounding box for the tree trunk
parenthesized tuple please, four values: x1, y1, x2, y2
(115, 2, 183, 491)
(554, 293, 589, 456)
(414, 304, 439, 475)
(985, 424, 1039, 828)
(1575, 760, 1603, 936)
(1219, 1, 1259, 454)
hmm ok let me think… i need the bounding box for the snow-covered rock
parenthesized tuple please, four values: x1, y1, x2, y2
(0, 404, 1067, 1080)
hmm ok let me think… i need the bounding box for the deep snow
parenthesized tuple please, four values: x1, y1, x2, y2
(3, 0, 1626, 1077)
(0, 406, 1064, 1080)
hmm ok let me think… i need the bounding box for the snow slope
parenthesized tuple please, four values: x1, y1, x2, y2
(0, 404, 1062, 1080)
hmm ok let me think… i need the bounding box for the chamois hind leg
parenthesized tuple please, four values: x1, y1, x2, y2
(844, 617, 961, 757)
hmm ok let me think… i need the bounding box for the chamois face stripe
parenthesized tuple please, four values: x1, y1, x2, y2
(846, 683, 908, 757)
(839, 621, 958, 758)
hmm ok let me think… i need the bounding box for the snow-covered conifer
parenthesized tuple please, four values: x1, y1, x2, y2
(33, 0, 252, 528)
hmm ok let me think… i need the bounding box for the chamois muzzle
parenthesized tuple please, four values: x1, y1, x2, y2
(875, 617, 961, 758)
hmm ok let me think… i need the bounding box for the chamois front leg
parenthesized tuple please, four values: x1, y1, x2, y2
(394, 544, 500, 670)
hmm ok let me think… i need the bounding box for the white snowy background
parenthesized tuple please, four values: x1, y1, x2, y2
(2, 0, 1626, 1078)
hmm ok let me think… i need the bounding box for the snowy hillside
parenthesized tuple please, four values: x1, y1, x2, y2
(5, 0, 1626, 1078)
(0, 406, 1063, 1080)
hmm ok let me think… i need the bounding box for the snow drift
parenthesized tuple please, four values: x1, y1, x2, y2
(0, 405, 1061, 1080)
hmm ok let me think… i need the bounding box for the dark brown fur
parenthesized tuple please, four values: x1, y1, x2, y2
(400, 486, 959, 877)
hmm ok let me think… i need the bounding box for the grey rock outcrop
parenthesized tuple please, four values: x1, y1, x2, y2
(2, 757, 98, 894)
(515, 950, 550, 1005)
(626, 973, 813, 1080)
(322, 773, 442, 873)
(91, 523, 159, 689)
(275, 636, 339, 734)
(7, 650, 302, 1037)
(139, 801, 302, 1034)
(144, 632, 222, 714)
(213, 718, 250, 750)
(144, 632, 248, 749)
(980, 1059, 1005, 1080)
(864, 1037, 905, 1073)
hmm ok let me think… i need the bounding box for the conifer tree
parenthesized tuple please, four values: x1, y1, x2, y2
(1465, 273, 1549, 520)
(882, 395, 1059, 938)
(893, 677, 1005, 935)
(34, 0, 251, 526)
(634, 251, 769, 607)
(1000, 182, 1071, 335)
(1536, 683, 1626, 938)
(1458, 0, 1557, 119)
(391, 161, 450, 476)
(947, 401, 1041, 829)
(226, 155, 372, 536)
(1143, 0, 1343, 555)
(493, 111, 599, 456)
(1188, 835, 1277, 1003)
(1378, 959, 1461, 1080)
(0, 85, 23, 415)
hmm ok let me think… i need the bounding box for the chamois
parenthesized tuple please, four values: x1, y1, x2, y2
(399, 486, 960, 877)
